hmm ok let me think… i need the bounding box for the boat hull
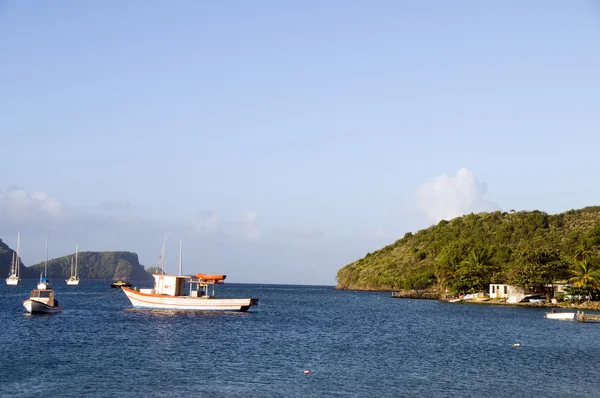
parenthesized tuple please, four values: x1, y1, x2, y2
(6, 277, 19, 286)
(66, 278, 80, 286)
(23, 299, 63, 314)
(121, 287, 258, 312)
(545, 312, 575, 321)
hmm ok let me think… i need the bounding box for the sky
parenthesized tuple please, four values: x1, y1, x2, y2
(0, 1, 599, 285)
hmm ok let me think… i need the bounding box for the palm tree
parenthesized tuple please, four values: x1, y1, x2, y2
(461, 247, 493, 271)
(573, 240, 593, 263)
(459, 247, 494, 292)
(568, 260, 600, 301)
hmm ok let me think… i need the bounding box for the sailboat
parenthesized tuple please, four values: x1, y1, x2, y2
(37, 229, 51, 290)
(66, 245, 80, 285)
(5, 233, 20, 285)
(24, 228, 63, 314)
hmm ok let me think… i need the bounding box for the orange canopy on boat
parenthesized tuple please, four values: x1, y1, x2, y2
(196, 273, 226, 282)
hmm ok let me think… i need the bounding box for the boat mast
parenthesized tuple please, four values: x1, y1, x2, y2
(45, 228, 48, 278)
(161, 234, 167, 274)
(178, 240, 182, 276)
(75, 245, 78, 278)
(16, 232, 20, 278)
(161, 243, 166, 274)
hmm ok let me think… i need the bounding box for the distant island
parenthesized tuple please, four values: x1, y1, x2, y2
(336, 207, 600, 300)
(0, 240, 152, 281)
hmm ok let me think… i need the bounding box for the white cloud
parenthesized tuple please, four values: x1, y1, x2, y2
(189, 211, 221, 233)
(0, 187, 371, 285)
(0, 188, 63, 222)
(417, 168, 498, 223)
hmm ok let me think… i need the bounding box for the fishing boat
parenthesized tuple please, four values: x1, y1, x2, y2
(66, 245, 80, 286)
(37, 229, 51, 290)
(545, 311, 576, 321)
(23, 288, 63, 314)
(5, 233, 21, 286)
(120, 240, 258, 312)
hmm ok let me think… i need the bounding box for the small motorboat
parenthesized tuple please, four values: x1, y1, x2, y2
(545, 311, 576, 321)
(520, 294, 545, 303)
(111, 280, 132, 288)
(448, 297, 462, 303)
(23, 288, 63, 314)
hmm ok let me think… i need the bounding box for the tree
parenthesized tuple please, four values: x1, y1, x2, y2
(568, 260, 600, 301)
(450, 247, 495, 293)
(508, 248, 568, 294)
(573, 239, 594, 263)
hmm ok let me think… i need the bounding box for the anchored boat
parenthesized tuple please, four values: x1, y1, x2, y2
(5, 233, 21, 286)
(545, 311, 575, 321)
(23, 288, 63, 314)
(66, 245, 80, 286)
(111, 280, 132, 288)
(121, 274, 258, 311)
(120, 240, 258, 312)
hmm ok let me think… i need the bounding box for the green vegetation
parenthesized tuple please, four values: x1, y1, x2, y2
(1, 239, 153, 281)
(28, 251, 153, 281)
(336, 207, 600, 297)
(0, 239, 37, 279)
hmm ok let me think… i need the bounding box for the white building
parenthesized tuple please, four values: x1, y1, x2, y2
(489, 283, 526, 302)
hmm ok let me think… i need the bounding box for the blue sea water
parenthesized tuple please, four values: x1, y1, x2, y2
(1, 281, 599, 397)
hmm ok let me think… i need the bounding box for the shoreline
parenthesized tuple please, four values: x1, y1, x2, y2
(386, 290, 600, 311)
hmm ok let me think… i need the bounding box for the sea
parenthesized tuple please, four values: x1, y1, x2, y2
(1, 281, 599, 397)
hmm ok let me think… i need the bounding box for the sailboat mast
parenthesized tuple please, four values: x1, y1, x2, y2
(16, 232, 20, 278)
(75, 245, 78, 277)
(178, 240, 182, 276)
(160, 234, 167, 274)
(161, 244, 166, 274)
(45, 228, 49, 277)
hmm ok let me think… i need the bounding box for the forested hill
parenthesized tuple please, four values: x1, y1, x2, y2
(27, 251, 153, 281)
(0, 239, 37, 279)
(336, 207, 600, 292)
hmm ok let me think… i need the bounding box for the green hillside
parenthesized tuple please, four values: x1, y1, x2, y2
(0, 239, 37, 279)
(336, 207, 600, 294)
(28, 251, 152, 281)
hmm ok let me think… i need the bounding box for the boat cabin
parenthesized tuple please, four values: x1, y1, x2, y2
(142, 273, 227, 298)
(29, 289, 57, 307)
(142, 274, 190, 296)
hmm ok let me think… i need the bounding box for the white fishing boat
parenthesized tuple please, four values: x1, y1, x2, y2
(23, 288, 63, 314)
(66, 245, 80, 286)
(37, 229, 51, 290)
(5, 233, 21, 286)
(545, 311, 576, 321)
(121, 240, 258, 312)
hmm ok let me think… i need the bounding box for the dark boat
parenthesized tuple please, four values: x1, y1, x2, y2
(111, 280, 132, 288)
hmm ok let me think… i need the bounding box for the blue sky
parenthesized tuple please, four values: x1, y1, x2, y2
(1, 1, 598, 284)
